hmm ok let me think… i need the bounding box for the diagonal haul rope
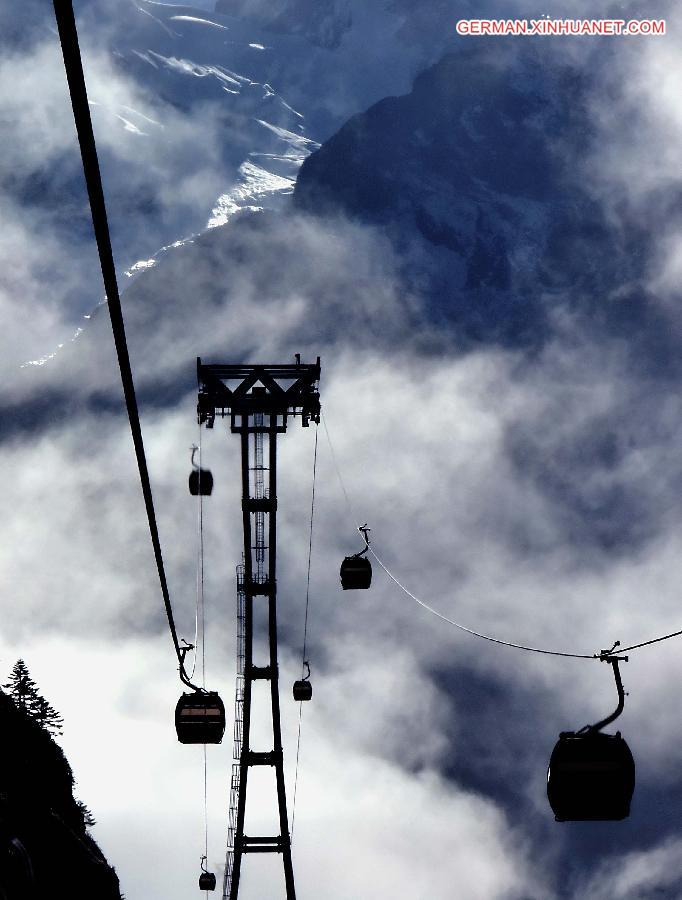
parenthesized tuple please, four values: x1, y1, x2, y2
(53, 0, 198, 691)
(321, 412, 648, 662)
(620, 629, 682, 654)
(369, 548, 596, 659)
(299, 425, 319, 677)
(291, 425, 319, 840)
(187, 443, 205, 682)
(196, 437, 209, 865)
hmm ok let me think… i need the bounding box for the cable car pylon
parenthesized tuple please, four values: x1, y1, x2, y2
(196, 356, 321, 900)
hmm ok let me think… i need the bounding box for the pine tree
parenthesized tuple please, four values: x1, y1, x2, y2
(33, 695, 64, 736)
(76, 800, 96, 828)
(3, 658, 64, 735)
(3, 658, 40, 712)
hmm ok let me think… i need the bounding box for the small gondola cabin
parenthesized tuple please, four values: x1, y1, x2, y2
(547, 730, 635, 821)
(199, 872, 216, 891)
(340, 555, 372, 590)
(175, 691, 225, 744)
(189, 468, 214, 497)
(293, 680, 312, 701)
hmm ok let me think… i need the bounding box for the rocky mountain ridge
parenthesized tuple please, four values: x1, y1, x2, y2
(293, 42, 664, 350)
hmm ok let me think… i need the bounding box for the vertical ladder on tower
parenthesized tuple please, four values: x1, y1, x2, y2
(224, 564, 246, 897)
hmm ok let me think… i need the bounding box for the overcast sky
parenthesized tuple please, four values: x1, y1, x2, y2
(2, 1, 682, 898)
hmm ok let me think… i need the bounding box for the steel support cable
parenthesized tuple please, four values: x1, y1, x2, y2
(187, 450, 201, 681)
(291, 425, 319, 840)
(53, 0, 198, 691)
(203, 743, 209, 866)
(200, 450, 206, 689)
(300, 425, 319, 674)
(198, 436, 209, 871)
(620, 629, 682, 654)
(200, 489, 206, 685)
(322, 412, 601, 660)
(321, 413, 359, 528)
(324, 414, 682, 660)
(369, 548, 595, 659)
(188, 441, 206, 682)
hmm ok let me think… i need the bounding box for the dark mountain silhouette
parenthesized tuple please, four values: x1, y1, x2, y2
(293, 44, 674, 355)
(0, 689, 122, 900)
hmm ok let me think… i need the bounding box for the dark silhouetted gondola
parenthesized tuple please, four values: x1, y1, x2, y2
(175, 691, 225, 744)
(189, 445, 213, 496)
(340, 555, 372, 589)
(547, 647, 635, 821)
(189, 469, 213, 496)
(340, 524, 372, 590)
(199, 856, 216, 891)
(293, 661, 313, 701)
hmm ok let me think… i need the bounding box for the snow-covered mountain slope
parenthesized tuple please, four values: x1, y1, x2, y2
(214, 0, 489, 53)
(2, 0, 461, 388)
(105, 0, 459, 238)
(62, 0, 327, 278)
(215, 0, 352, 49)
(2, 0, 467, 382)
(4, 0, 457, 320)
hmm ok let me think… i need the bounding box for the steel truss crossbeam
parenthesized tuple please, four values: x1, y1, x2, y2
(198, 357, 321, 433)
(197, 359, 320, 900)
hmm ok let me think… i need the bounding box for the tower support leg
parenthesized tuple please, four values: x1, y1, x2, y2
(228, 419, 295, 900)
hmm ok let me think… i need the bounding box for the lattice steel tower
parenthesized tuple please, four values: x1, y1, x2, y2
(197, 357, 321, 900)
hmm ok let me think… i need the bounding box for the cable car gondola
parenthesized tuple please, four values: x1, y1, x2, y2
(189, 469, 213, 496)
(547, 650, 635, 821)
(199, 856, 216, 891)
(547, 730, 635, 821)
(199, 872, 216, 891)
(189, 445, 213, 496)
(293, 661, 313, 701)
(340, 555, 372, 590)
(175, 690, 225, 744)
(340, 524, 372, 590)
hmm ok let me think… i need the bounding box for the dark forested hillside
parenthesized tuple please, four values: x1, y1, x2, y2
(0, 689, 121, 900)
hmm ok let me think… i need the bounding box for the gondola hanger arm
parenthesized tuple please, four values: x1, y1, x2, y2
(355, 524, 371, 557)
(588, 644, 628, 733)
